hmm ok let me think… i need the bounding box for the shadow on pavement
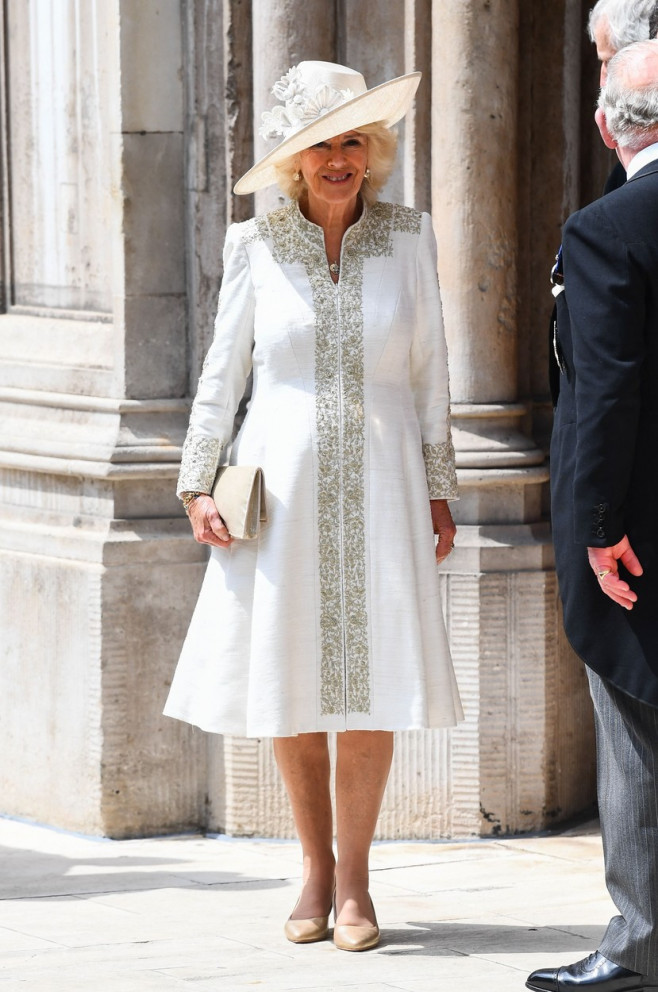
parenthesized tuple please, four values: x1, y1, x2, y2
(379, 920, 605, 956)
(0, 843, 289, 900)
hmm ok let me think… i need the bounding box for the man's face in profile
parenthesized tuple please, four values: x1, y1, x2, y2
(593, 17, 617, 83)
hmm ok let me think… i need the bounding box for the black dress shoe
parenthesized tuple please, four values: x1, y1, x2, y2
(525, 951, 658, 991)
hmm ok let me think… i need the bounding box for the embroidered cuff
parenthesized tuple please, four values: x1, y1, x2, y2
(423, 439, 458, 500)
(177, 433, 223, 497)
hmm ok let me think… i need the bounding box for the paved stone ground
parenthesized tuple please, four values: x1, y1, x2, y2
(0, 816, 614, 991)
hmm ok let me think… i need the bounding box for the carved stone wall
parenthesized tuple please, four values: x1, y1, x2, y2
(0, 0, 607, 837)
(0, 0, 205, 837)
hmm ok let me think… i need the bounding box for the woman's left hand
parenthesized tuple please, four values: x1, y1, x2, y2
(430, 499, 456, 565)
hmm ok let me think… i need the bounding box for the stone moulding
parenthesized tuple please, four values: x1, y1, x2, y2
(0, 387, 190, 464)
(451, 402, 546, 469)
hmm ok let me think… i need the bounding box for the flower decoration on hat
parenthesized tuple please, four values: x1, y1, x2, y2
(234, 61, 421, 195)
(260, 65, 356, 140)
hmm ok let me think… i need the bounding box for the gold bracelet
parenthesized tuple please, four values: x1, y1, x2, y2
(181, 491, 204, 511)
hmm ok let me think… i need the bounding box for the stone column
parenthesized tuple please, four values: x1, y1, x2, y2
(428, 0, 595, 834)
(402, 0, 433, 212)
(342, 1, 408, 205)
(252, 3, 336, 215)
(183, 0, 254, 384)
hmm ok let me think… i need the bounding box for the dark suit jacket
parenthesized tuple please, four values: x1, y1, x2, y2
(551, 160, 658, 706)
(549, 163, 627, 406)
(602, 160, 627, 195)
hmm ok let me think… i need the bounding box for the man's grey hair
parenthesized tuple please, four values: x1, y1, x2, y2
(599, 40, 658, 148)
(588, 0, 658, 50)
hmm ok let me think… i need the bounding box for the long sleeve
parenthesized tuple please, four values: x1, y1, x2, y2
(177, 225, 256, 496)
(564, 203, 645, 546)
(410, 212, 458, 500)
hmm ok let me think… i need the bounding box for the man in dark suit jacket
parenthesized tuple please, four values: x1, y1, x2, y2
(549, 1, 658, 404)
(527, 40, 658, 992)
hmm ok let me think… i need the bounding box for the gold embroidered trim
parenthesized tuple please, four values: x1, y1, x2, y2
(423, 437, 458, 500)
(264, 202, 410, 715)
(241, 215, 269, 246)
(389, 202, 422, 235)
(177, 434, 222, 496)
(250, 201, 425, 716)
(337, 204, 402, 714)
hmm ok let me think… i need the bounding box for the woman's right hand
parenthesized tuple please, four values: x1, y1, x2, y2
(187, 495, 233, 548)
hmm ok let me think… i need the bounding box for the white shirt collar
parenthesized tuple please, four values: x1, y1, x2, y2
(626, 141, 658, 180)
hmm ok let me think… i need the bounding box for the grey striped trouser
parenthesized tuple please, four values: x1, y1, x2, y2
(588, 668, 658, 977)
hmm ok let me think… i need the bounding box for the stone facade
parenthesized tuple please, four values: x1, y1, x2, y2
(0, 0, 610, 838)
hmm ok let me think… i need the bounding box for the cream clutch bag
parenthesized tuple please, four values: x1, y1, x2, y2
(211, 466, 267, 540)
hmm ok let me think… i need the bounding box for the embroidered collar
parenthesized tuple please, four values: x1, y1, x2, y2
(290, 198, 371, 248)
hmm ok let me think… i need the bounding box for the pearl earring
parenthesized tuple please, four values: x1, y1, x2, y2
(293, 171, 301, 182)
(364, 168, 371, 181)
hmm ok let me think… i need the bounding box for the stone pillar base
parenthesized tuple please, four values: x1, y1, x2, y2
(0, 394, 210, 837)
(439, 557, 595, 836)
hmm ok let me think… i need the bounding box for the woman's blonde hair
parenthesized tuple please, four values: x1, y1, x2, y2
(274, 122, 398, 206)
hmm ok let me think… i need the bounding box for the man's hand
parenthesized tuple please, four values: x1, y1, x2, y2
(587, 535, 643, 610)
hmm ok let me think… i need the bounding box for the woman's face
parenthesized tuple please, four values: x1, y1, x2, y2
(298, 131, 368, 209)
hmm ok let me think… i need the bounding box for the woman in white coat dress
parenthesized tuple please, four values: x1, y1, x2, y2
(165, 60, 463, 952)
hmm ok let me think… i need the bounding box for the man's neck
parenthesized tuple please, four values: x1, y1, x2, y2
(625, 140, 658, 179)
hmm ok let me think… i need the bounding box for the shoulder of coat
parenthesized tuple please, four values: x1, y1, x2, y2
(228, 211, 278, 247)
(230, 204, 294, 247)
(371, 201, 423, 235)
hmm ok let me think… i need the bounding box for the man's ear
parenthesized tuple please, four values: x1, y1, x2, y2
(595, 106, 618, 150)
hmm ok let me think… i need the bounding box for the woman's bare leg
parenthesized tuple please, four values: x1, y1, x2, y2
(334, 730, 394, 927)
(273, 732, 335, 919)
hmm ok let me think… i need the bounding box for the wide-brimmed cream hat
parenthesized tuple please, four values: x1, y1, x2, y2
(233, 60, 421, 195)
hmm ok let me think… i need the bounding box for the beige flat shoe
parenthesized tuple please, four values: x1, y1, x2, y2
(284, 913, 330, 944)
(333, 896, 379, 952)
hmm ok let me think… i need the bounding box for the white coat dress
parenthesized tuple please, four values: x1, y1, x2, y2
(164, 199, 463, 737)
